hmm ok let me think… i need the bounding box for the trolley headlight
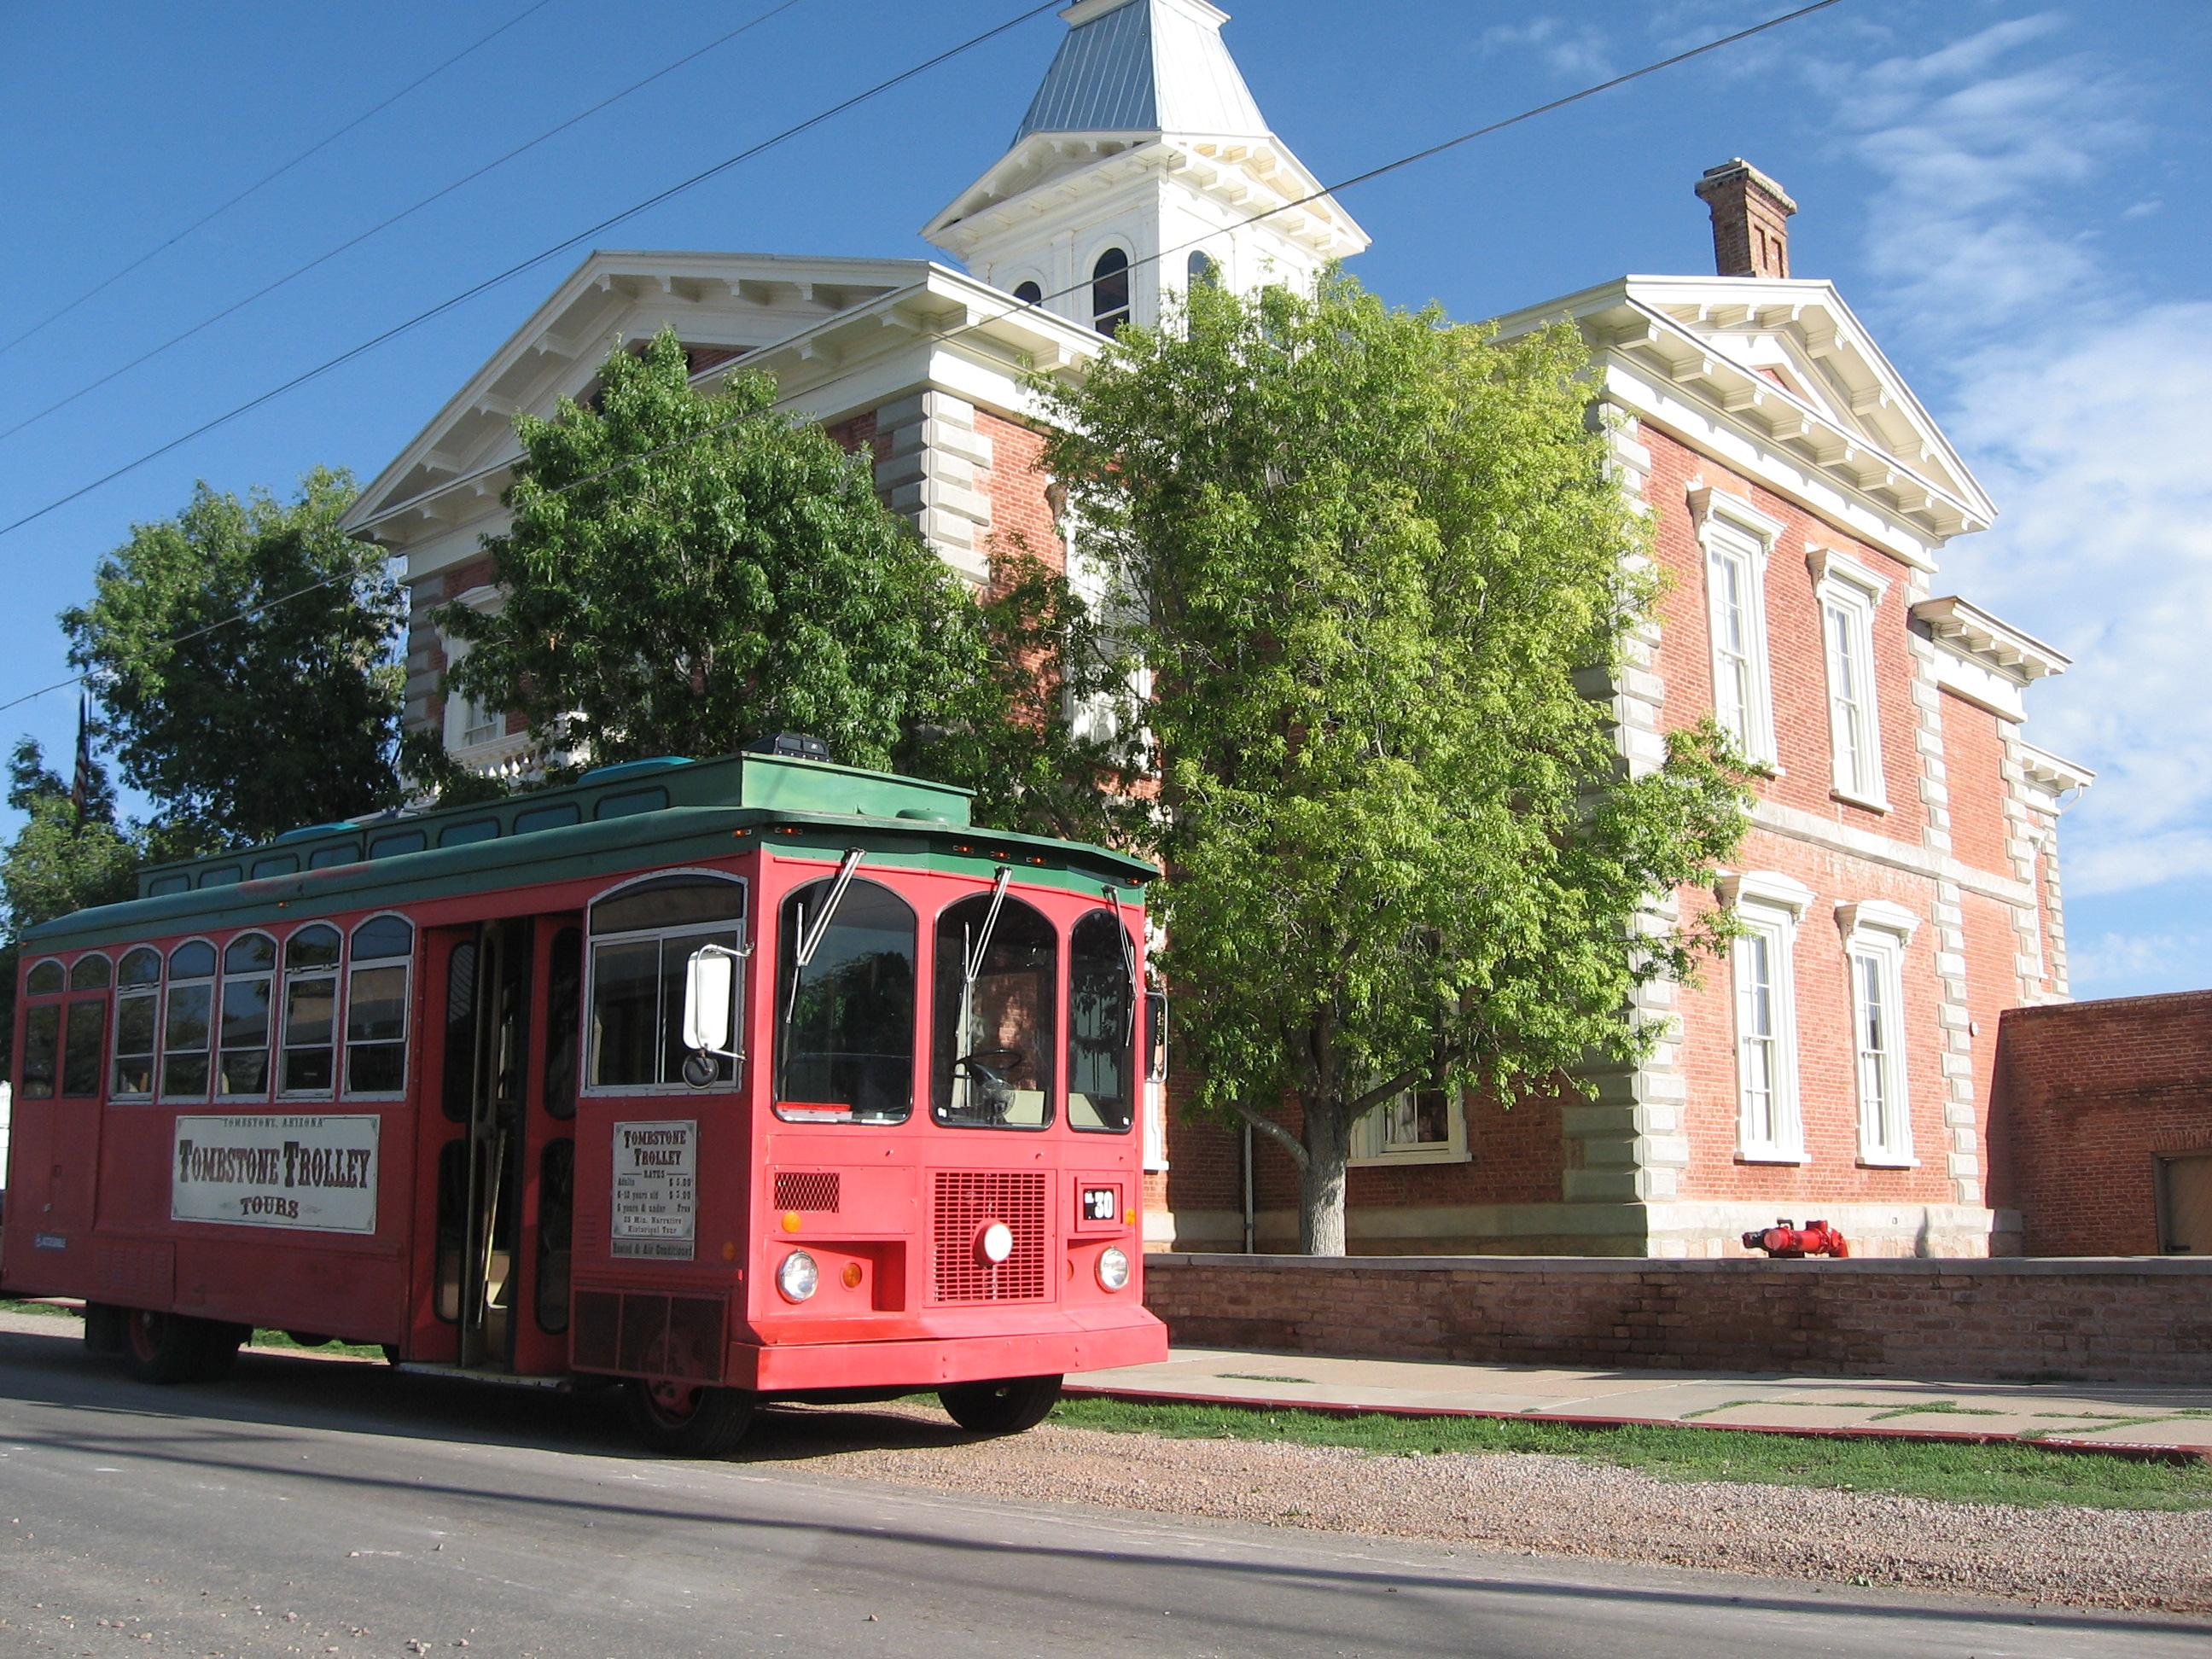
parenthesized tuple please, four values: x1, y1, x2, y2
(1097, 1246, 1131, 1292)
(977, 1220, 1015, 1266)
(777, 1249, 819, 1303)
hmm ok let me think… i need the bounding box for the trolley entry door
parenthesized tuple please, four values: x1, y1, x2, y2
(434, 917, 534, 1369)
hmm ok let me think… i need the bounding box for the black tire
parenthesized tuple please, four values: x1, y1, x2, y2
(624, 1379, 755, 1458)
(283, 1330, 335, 1348)
(939, 1373, 1062, 1435)
(120, 1310, 242, 1384)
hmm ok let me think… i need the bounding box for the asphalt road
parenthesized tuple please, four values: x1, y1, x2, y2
(0, 1318, 2202, 1659)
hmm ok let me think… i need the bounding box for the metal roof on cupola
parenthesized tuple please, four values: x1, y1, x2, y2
(1012, 0, 1268, 143)
(926, 0, 1366, 304)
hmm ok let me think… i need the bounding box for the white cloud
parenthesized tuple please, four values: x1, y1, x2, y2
(1819, 17, 2139, 326)
(2065, 928, 2212, 997)
(1808, 19, 2212, 923)
(1475, 18, 1615, 80)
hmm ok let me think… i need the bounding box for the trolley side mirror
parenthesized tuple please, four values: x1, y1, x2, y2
(682, 945, 739, 1058)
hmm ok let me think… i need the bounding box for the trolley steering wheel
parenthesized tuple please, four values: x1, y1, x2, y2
(951, 1047, 1025, 1123)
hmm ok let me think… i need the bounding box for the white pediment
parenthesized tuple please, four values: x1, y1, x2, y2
(1491, 276, 1996, 551)
(342, 249, 934, 543)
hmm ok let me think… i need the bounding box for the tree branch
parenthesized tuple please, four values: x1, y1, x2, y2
(1225, 1099, 1308, 1171)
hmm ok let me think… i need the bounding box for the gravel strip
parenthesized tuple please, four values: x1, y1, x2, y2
(772, 1406, 2212, 1615)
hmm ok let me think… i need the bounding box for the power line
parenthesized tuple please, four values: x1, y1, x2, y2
(0, 0, 815, 448)
(0, 0, 562, 362)
(550, 1, 1852, 499)
(0, 0, 1845, 721)
(0, 0, 1065, 544)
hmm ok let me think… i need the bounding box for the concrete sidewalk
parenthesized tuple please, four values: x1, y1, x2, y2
(1068, 1347, 2212, 1460)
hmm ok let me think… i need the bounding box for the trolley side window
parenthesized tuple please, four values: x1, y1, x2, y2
(586, 874, 747, 1093)
(162, 940, 217, 1099)
(1067, 910, 1138, 1133)
(112, 946, 161, 1099)
(20, 959, 63, 1098)
(931, 889, 1057, 1130)
(218, 933, 276, 1097)
(774, 876, 914, 1124)
(346, 916, 414, 1097)
(281, 923, 342, 1096)
(61, 955, 110, 1099)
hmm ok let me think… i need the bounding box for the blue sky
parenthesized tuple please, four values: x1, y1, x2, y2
(2, 0, 2206, 997)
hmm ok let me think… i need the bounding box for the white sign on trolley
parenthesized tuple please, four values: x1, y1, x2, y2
(172, 1115, 380, 1234)
(611, 1120, 697, 1260)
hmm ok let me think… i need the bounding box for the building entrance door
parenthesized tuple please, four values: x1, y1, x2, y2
(2159, 1153, 2212, 1255)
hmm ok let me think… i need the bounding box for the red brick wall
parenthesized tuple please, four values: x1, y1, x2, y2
(1941, 692, 2009, 877)
(975, 410, 1062, 583)
(1994, 990, 2212, 1254)
(1144, 1253, 2212, 1383)
(1671, 827, 1953, 1208)
(1642, 432, 1926, 841)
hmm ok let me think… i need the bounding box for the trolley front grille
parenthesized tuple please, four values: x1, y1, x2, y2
(773, 1170, 841, 1214)
(931, 1170, 1049, 1304)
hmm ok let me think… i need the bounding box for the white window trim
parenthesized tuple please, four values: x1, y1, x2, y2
(1086, 238, 1135, 335)
(1836, 899, 1918, 1167)
(1717, 869, 1810, 1163)
(109, 948, 162, 1103)
(1350, 1084, 1470, 1167)
(1808, 545, 1890, 810)
(1691, 486, 1781, 767)
(340, 912, 416, 1103)
(276, 924, 345, 1103)
(156, 939, 218, 1103)
(440, 585, 509, 755)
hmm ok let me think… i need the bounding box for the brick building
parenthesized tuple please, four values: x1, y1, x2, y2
(343, 0, 2087, 1260)
(1994, 992, 2212, 1256)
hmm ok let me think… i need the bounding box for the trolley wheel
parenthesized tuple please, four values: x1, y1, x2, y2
(283, 1331, 335, 1348)
(624, 1379, 755, 1458)
(938, 1374, 1062, 1436)
(120, 1310, 243, 1385)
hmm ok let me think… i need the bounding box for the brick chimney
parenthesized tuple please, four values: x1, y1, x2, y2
(1695, 158, 1797, 280)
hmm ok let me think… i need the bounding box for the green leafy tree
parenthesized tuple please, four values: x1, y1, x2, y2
(1, 738, 140, 1071)
(440, 331, 1148, 843)
(62, 467, 405, 847)
(1041, 275, 1750, 1254)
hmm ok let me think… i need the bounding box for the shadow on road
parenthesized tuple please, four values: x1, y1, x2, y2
(3, 1320, 2203, 1646)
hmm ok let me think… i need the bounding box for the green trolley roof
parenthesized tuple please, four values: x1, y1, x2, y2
(24, 752, 1153, 953)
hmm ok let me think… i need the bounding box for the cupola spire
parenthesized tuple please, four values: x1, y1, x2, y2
(925, 0, 1367, 338)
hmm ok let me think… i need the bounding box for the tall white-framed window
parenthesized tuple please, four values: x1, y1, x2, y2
(1809, 546, 1889, 808)
(1059, 505, 1154, 764)
(1350, 1084, 1468, 1167)
(1691, 486, 1781, 766)
(1718, 870, 1811, 1161)
(440, 584, 508, 755)
(1836, 899, 1918, 1167)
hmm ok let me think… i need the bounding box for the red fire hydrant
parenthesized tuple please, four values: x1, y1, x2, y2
(1741, 1218, 1850, 1258)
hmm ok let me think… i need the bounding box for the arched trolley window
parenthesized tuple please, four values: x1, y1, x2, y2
(932, 873, 1057, 1129)
(18, 958, 66, 1100)
(162, 940, 217, 1099)
(587, 872, 748, 1093)
(111, 947, 161, 1099)
(346, 915, 415, 1097)
(1067, 908, 1138, 1133)
(218, 933, 276, 1097)
(774, 867, 913, 1124)
(281, 924, 342, 1096)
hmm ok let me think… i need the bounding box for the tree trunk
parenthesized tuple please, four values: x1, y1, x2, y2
(1298, 1100, 1351, 1256)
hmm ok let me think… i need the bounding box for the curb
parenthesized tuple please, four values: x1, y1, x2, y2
(1060, 1382, 2212, 1467)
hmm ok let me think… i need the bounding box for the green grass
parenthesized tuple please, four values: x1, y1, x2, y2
(0, 1297, 75, 1319)
(3, 1299, 379, 1359)
(1049, 1396, 2212, 1512)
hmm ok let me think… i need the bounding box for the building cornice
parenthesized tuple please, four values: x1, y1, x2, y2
(1911, 596, 2071, 683)
(2017, 742, 2096, 800)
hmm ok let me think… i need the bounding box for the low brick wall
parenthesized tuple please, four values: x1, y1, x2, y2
(1144, 1254, 2212, 1385)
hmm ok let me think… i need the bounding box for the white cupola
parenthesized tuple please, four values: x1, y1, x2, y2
(923, 0, 1367, 336)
